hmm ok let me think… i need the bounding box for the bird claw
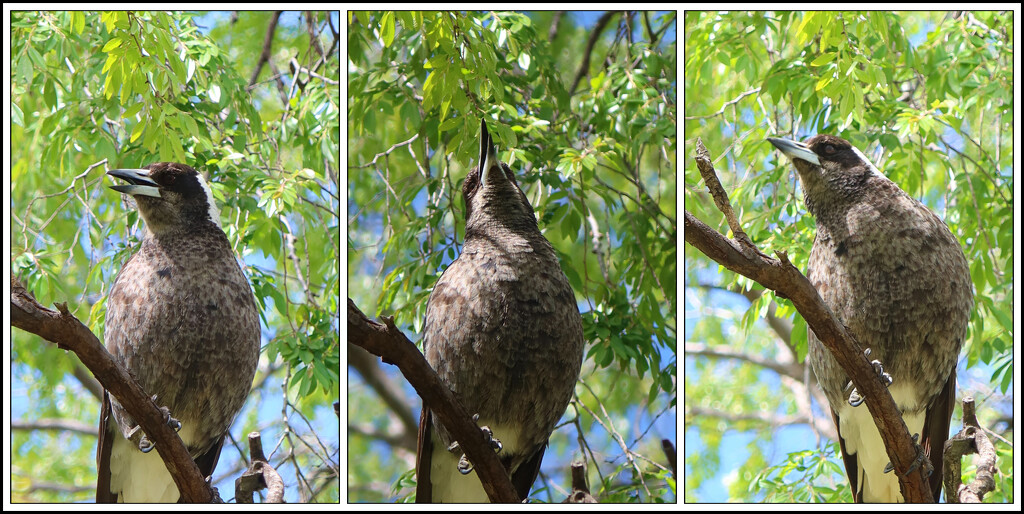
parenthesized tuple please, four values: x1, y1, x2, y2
(870, 360, 893, 387)
(125, 425, 154, 452)
(847, 388, 866, 407)
(845, 351, 893, 406)
(479, 425, 503, 453)
(457, 453, 473, 475)
(883, 433, 931, 477)
(126, 398, 181, 452)
(448, 416, 503, 475)
(152, 395, 182, 431)
(138, 433, 155, 453)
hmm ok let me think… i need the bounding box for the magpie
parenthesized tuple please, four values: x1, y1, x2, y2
(96, 163, 261, 503)
(415, 120, 584, 502)
(768, 135, 973, 502)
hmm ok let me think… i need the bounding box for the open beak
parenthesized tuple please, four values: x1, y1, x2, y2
(107, 168, 161, 198)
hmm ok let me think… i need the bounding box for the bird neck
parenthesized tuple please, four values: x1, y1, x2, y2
(464, 225, 555, 262)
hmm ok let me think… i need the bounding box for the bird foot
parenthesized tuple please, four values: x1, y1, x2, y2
(209, 483, 224, 503)
(883, 433, 932, 477)
(150, 395, 183, 430)
(448, 415, 503, 475)
(129, 397, 182, 452)
(846, 349, 893, 407)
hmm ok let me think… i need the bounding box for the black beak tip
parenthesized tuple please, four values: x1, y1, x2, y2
(106, 168, 157, 186)
(479, 118, 493, 176)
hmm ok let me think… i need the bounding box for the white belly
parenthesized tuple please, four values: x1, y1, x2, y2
(429, 420, 524, 503)
(837, 382, 927, 503)
(107, 420, 201, 502)
(108, 435, 180, 503)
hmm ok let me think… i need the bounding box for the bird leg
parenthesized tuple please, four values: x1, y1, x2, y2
(883, 433, 932, 478)
(130, 396, 182, 453)
(448, 414, 503, 475)
(209, 481, 224, 504)
(845, 348, 893, 407)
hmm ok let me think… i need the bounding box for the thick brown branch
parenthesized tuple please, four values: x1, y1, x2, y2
(346, 298, 520, 503)
(684, 138, 934, 502)
(235, 432, 285, 503)
(10, 272, 212, 502)
(942, 397, 996, 503)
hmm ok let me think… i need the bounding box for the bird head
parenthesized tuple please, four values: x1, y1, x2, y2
(462, 119, 537, 233)
(767, 134, 885, 217)
(107, 163, 221, 236)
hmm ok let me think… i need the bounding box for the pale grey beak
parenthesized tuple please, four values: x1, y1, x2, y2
(479, 118, 499, 185)
(767, 137, 821, 166)
(107, 168, 161, 198)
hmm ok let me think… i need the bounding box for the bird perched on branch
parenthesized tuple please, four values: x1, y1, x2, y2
(415, 119, 584, 503)
(767, 135, 973, 502)
(96, 163, 261, 503)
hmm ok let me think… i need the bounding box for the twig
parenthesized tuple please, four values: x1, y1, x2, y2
(570, 11, 617, 96)
(249, 11, 283, 87)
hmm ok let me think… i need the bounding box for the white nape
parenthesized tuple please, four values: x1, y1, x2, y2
(195, 173, 222, 227)
(851, 145, 885, 178)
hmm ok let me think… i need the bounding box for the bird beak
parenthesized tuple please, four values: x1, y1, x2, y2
(479, 118, 499, 185)
(107, 168, 162, 198)
(767, 137, 821, 166)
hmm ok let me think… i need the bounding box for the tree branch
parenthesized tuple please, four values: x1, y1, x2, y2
(562, 461, 597, 503)
(248, 11, 283, 87)
(346, 298, 520, 503)
(235, 432, 285, 503)
(11, 418, 95, 436)
(10, 272, 213, 502)
(943, 397, 997, 503)
(347, 342, 417, 451)
(684, 342, 803, 381)
(569, 11, 616, 96)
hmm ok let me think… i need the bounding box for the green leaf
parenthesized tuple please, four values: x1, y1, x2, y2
(380, 11, 396, 48)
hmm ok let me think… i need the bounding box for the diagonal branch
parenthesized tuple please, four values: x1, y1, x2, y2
(346, 298, 520, 503)
(10, 272, 213, 502)
(248, 11, 284, 87)
(569, 11, 617, 96)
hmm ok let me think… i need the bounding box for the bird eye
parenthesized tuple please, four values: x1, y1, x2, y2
(824, 145, 836, 154)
